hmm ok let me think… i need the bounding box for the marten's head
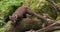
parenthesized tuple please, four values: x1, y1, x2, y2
(9, 15, 18, 24)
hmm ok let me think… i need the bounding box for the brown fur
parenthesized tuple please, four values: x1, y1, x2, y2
(9, 6, 35, 25)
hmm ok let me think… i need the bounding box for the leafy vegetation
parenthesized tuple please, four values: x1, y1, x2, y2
(0, 0, 60, 32)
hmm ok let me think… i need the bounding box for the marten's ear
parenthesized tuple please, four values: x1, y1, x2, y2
(9, 16, 12, 19)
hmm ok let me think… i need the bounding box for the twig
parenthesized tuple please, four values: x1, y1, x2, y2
(36, 20, 60, 32)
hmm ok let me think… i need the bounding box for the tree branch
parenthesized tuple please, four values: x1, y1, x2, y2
(36, 20, 60, 32)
